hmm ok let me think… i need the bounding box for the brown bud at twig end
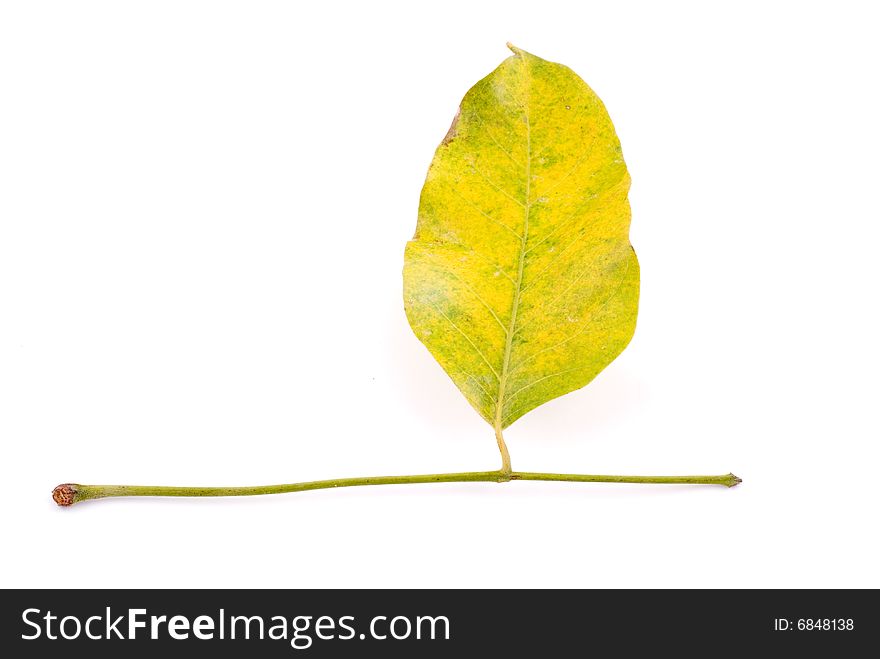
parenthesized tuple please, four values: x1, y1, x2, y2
(52, 484, 78, 506)
(728, 473, 742, 488)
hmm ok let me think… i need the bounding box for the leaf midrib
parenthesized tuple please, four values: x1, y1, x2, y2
(493, 53, 531, 431)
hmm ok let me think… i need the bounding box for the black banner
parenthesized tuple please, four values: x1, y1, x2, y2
(1, 589, 875, 656)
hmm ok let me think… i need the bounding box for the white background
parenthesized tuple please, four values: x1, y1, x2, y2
(2, 1, 878, 589)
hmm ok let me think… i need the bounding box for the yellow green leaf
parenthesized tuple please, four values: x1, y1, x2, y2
(403, 44, 639, 435)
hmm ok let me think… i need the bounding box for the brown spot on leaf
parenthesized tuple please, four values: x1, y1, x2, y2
(441, 106, 461, 146)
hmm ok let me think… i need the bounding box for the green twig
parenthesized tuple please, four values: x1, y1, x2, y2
(52, 470, 740, 506)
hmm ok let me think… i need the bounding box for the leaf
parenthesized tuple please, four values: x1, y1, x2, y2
(403, 45, 639, 432)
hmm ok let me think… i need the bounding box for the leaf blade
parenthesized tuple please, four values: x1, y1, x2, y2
(404, 46, 639, 430)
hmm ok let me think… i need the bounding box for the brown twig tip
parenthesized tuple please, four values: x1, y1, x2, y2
(52, 484, 78, 506)
(728, 473, 743, 488)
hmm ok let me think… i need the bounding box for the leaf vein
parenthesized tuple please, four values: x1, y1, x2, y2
(493, 51, 532, 432)
(501, 366, 587, 421)
(411, 257, 508, 335)
(510, 258, 633, 373)
(462, 371, 498, 406)
(532, 130, 601, 202)
(472, 111, 524, 169)
(524, 194, 599, 256)
(470, 163, 526, 208)
(425, 300, 501, 381)
(448, 184, 523, 241)
(519, 226, 591, 295)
